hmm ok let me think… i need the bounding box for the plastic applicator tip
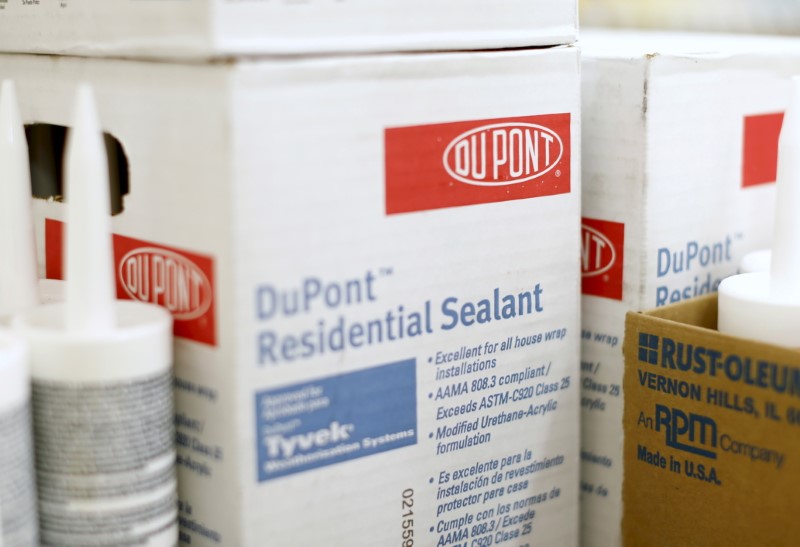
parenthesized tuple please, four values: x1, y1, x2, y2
(770, 75, 800, 301)
(64, 84, 115, 333)
(0, 80, 39, 319)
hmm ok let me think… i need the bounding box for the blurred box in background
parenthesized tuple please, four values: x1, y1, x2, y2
(0, 0, 576, 58)
(580, 29, 800, 547)
(582, 0, 800, 35)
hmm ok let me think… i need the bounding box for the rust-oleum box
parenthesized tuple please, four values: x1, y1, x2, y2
(623, 294, 800, 546)
(580, 30, 800, 547)
(0, 0, 576, 59)
(1, 46, 580, 546)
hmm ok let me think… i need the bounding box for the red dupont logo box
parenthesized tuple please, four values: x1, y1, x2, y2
(385, 113, 571, 214)
(45, 219, 216, 346)
(742, 112, 783, 188)
(581, 217, 624, 301)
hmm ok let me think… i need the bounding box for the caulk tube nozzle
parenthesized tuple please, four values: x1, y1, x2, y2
(0, 80, 39, 320)
(64, 84, 115, 333)
(718, 76, 800, 346)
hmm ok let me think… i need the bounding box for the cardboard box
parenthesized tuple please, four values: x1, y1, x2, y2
(580, 30, 800, 547)
(1, 46, 580, 546)
(623, 294, 800, 546)
(580, 0, 800, 36)
(0, 0, 577, 59)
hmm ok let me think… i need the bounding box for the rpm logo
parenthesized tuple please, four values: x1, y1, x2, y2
(442, 123, 562, 186)
(385, 113, 571, 214)
(581, 217, 624, 301)
(655, 404, 717, 459)
(119, 247, 212, 321)
(45, 219, 217, 345)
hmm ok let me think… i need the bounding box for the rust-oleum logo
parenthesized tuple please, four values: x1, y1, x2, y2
(119, 247, 212, 321)
(581, 217, 624, 301)
(385, 114, 571, 214)
(45, 219, 217, 346)
(442, 123, 563, 186)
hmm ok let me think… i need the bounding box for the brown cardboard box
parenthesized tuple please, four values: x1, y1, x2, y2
(623, 294, 800, 546)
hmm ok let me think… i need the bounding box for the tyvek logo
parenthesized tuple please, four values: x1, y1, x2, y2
(264, 421, 355, 459)
(255, 359, 417, 482)
(385, 113, 571, 214)
(442, 123, 563, 186)
(581, 217, 624, 300)
(119, 247, 212, 321)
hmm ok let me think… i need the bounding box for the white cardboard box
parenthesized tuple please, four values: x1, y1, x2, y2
(2, 46, 580, 546)
(580, 30, 800, 547)
(0, 0, 576, 59)
(580, 0, 800, 36)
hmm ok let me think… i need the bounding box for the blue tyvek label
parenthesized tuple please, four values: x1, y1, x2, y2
(255, 358, 417, 482)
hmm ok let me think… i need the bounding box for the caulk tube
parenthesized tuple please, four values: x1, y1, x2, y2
(0, 80, 65, 316)
(0, 80, 38, 321)
(15, 85, 177, 546)
(719, 76, 800, 346)
(0, 80, 40, 547)
(0, 332, 38, 547)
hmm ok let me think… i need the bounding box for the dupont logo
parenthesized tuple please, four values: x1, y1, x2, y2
(385, 114, 571, 214)
(442, 122, 563, 186)
(118, 247, 212, 321)
(582, 225, 616, 276)
(45, 219, 216, 346)
(742, 112, 783, 188)
(581, 217, 624, 301)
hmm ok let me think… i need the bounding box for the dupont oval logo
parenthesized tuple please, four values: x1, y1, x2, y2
(442, 123, 563, 186)
(385, 113, 571, 214)
(119, 247, 213, 321)
(582, 224, 616, 277)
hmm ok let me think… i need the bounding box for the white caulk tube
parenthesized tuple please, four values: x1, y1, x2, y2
(0, 80, 39, 547)
(0, 80, 65, 315)
(719, 76, 800, 346)
(15, 85, 177, 546)
(0, 332, 38, 547)
(0, 80, 38, 321)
